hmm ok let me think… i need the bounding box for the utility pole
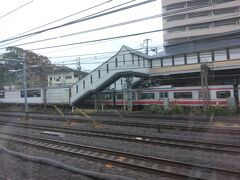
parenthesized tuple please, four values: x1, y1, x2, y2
(141, 39, 152, 55)
(233, 79, 239, 114)
(21, 53, 29, 120)
(200, 63, 210, 112)
(77, 57, 82, 80)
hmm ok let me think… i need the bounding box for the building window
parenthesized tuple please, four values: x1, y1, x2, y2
(115, 58, 118, 67)
(90, 75, 93, 84)
(123, 54, 126, 65)
(140, 93, 155, 99)
(216, 91, 231, 98)
(166, 2, 185, 11)
(187, 54, 198, 64)
(187, 0, 209, 7)
(167, 26, 186, 33)
(159, 92, 168, 99)
(74, 73, 78, 78)
(83, 80, 85, 89)
(214, 49, 227, 61)
(212, 0, 235, 4)
(162, 57, 173, 66)
(174, 56, 185, 65)
(132, 54, 134, 64)
(0, 92, 5, 98)
(76, 85, 78, 93)
(213, 7, 237, 15)
(214, 18, 237, 27)
(106, 64, 109, 73)
(165, 14, 186, 22)
(188, 11, 211, 18)
(121, 78, 123, 85)
(65, 75, 72, 79)
(189, 23, 210, 30)
(226, 48, 230, 60)
(138, 56, 140, 66)
(211, 50, 215, 61)
(149, 60, 153, 68)
(174, 92, 193, 99)
(166, 37, 188, 44)
(98, 69, 101, 78)
(49, 77, 53, 81)
(200, 52, 212, 62)
(117, 93, 123, 100)
(56, 77, 61, 82)
(20, 90, 41, 98)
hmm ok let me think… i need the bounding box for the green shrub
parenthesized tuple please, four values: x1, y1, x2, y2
(205, 106, 230, 116)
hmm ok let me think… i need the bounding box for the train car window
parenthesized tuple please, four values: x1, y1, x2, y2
(74, 73, 78, 78)
(216, 91, 231, 98)
(104, 94, 112, 100)
(20, 90, 41, 98)
(76, 85, 78, 94)
(141, 93, 155, 99)
(132, 92, 136, 100)
(174, 92, 192, 99)
(65, 75, 72, 79)
(117, 93, 123, 100)
(0, 92, 4, 98)
(159, 92, 168, 98)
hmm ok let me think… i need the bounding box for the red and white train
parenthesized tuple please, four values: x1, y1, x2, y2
(0, 85, 239, 108)
(97, 85, 239, 107)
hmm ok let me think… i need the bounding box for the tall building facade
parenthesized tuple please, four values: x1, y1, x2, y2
(162, 0, 240, 45)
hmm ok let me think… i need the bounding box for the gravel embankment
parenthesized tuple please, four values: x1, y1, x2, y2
(0, 152, 95, 180)
(0, 140, 163, 180)
(0, 122, 239, 172)
(4, 116, 239, 145)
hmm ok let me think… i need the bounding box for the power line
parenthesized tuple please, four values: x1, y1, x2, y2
(0, 0, 233, 48)
(2, 12, 239, 52)
(27, 29, 163, 51)
(50, 45, 164, 62)
(0, 0, 113, 48)
(0, 0, 34, 21)
(10, 14, 163, 47)
(26, 24, 240, 51)
(0, 0, 155, 44)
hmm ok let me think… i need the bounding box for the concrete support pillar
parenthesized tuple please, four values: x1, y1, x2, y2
(126, 77, 133, 112)
(94, 93, 98, 110)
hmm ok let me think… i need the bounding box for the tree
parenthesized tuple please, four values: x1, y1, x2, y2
(0, 46, 52, 89)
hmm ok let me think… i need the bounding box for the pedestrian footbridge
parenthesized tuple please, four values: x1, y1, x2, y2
(70, 46, 150, 105)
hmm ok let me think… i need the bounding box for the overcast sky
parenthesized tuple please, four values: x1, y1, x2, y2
(0, 0, 163, 72)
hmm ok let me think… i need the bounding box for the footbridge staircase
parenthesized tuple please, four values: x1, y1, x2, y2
(70, 46, 150, 105)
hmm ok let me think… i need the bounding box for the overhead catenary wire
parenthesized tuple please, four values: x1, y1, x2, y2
(0, 0, 34, 21)
(9, 14, 163, 48)
(0, 0, 156, 44)
(0, 0, 234, 48)
(0, 0, 113, 48)
(3, 12, 239, 52)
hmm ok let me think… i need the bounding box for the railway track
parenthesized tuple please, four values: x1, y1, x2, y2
(0, 113, 239, 135)
(2, 110, 240, 123)
(0, 131, 239, 180)
(0, 120, 239, 155)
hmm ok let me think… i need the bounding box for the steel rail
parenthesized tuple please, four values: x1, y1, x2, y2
(0, 131, 239, 180)
(0, 120, 239, 155)
(0, 113, 239, 135)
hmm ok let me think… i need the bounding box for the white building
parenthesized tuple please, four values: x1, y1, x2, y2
(48, 66, 88, 87)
